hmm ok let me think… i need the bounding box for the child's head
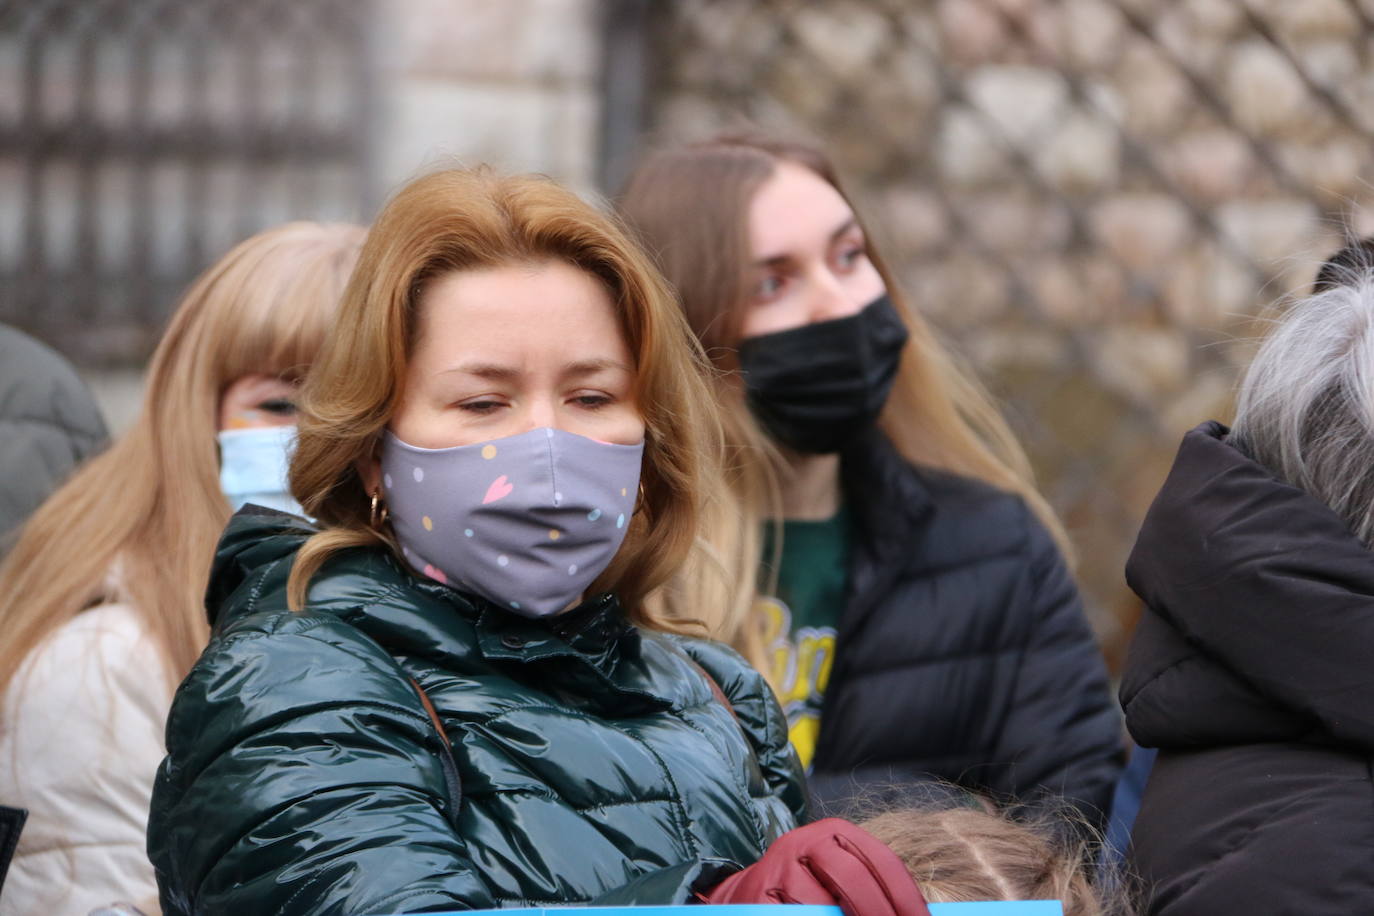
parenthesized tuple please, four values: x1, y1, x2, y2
(861, 804, 1126, 915)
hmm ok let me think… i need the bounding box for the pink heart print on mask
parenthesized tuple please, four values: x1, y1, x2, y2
(381, 427, 644, 618)
(483, 475, 514, 504)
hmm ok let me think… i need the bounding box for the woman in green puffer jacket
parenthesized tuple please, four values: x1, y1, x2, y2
(145, 167, 810, 916)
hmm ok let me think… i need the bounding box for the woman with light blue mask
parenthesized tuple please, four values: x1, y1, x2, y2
(217, 377, 307, 516)
(0, 221, 364, 915)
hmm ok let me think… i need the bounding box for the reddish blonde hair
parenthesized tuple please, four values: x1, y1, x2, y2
(286, 167, 726, 629)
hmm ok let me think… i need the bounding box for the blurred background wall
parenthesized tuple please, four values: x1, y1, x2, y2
(6, 0, 1374, 665)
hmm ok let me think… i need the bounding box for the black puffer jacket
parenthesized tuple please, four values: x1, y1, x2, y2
(1122, 422, 1374, 914)
(809, 433, 1121, 827)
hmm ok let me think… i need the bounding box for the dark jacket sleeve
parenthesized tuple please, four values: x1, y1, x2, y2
(0, 325, 107, 551)
(1125, 440, 1374, 750)
(986, 508, 1124, 828)
(587, 859, 739, 905)
(149, 612, 496, 916)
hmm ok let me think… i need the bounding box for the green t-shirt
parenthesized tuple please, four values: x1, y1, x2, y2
(758, 507, 851, 770)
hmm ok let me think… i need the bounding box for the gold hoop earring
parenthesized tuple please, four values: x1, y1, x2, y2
(369, 489, 389, 529)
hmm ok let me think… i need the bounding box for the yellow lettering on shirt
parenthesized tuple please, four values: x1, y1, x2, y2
(758, 596, 836, 770)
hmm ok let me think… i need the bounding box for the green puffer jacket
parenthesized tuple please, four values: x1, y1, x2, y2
(148, 512, 807, 915)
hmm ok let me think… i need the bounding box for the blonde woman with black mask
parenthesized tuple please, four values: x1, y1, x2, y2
(619, 132, 1122, 826)
(0, 222, 364, 915)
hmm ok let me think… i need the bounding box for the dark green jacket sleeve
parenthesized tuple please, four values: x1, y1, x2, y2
(587, 858, 739, 905)
(149, 612, 496, 916)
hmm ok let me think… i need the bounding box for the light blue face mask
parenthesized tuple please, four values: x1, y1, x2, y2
(217, 425, 305, 517)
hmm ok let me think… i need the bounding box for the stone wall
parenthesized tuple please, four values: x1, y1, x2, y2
(371, 0, 604, 199)
(643, 0, 1374, 666)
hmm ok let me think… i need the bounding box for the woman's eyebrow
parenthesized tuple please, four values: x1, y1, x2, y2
(562, 358, 633, 377)
(750, 252, 796, 269)
(751, 218, 861, 267)
(439, 362, 519, 380)
(829, 217, 860, 243)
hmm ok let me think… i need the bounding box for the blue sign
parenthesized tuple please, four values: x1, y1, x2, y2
(379, 904, 1064, 916)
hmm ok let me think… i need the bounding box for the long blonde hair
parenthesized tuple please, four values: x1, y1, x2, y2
(0, 222, 365, 697)
(286, 167, 726, 631)
(618, 132, 1070, 667)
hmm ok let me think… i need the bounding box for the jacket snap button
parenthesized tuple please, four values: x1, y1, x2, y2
(501, 634, 526, 649)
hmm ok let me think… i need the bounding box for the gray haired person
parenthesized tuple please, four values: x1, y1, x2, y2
(1121, 239, 1374, 915)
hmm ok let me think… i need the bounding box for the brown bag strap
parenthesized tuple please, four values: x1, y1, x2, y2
(687, 659, 738, 721)
(408, 677, 463, 830)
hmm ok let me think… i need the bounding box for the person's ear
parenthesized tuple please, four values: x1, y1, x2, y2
(356, 439, 382, 495)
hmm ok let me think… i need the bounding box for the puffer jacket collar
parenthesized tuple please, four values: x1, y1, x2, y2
(833, 430, 936, 657)
(207, 508, 674, 718)
(1122, 420, 1374, 750)
(840, 429, 935, 566)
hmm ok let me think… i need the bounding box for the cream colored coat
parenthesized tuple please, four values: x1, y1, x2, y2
(0, 603, 169, 915)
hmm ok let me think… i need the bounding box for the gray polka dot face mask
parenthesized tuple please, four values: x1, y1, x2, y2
(381, 427, 645, 618)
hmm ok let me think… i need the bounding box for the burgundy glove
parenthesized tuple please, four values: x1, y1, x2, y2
(700, 818, 930, 916)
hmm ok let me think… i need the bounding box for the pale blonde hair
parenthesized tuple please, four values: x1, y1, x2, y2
(862, 804, 1130, 914)
(618, 132, 1071, 669)
(286, 167, 726, 631)
(0, 222, 365, 697)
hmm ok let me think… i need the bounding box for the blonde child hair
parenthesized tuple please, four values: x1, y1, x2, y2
(861, 802, 1133, 915)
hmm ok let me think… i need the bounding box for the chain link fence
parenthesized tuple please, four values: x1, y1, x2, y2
(0, 0, 375, 366)
(636, 0, 1374, 666)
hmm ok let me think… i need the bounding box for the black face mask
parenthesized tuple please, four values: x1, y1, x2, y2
(737, 293, 910, 454)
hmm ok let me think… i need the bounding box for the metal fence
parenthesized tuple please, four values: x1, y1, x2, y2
(625, 0, 1374, 663)
(0, 0, 375, 365)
